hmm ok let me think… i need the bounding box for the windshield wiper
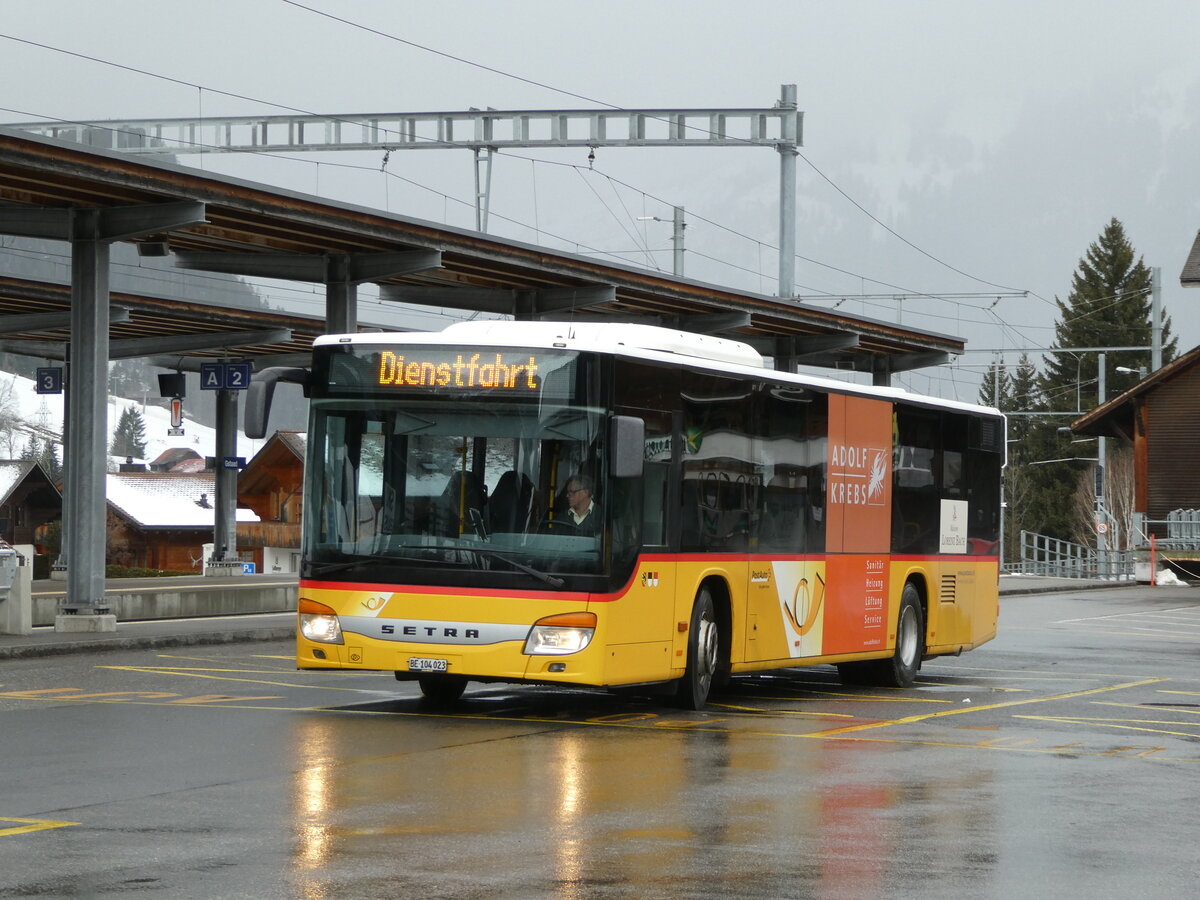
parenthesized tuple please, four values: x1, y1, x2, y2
(307, 548, 564, 588)
(472, 548, 565, 588)
(392, 543, 565, 588)
(306, 553, 427, 576)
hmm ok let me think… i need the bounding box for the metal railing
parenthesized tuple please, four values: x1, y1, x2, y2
(1014, 530, 1134, 580)
(1130, 511, 1200, 549)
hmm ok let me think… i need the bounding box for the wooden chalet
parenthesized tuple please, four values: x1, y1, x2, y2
(1073, 344, 1200, 575)
(0, 459, 61, 551)
(236, 431, 305, 574)
(105, 471, 260, 572)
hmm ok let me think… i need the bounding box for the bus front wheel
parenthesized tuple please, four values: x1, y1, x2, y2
(837, 582, 924, 689)
(675, 587, 720, 710)
(417, 674, 469, 704)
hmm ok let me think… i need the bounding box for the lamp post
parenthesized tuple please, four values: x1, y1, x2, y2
(637, 206, 685, 276)
(1097, 353, 1109, 577)
(1116, 365, 1148, 379)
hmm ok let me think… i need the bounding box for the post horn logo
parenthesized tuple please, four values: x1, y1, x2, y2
(782, 573, 825, 636)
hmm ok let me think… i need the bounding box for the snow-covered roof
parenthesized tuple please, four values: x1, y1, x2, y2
(275, 430, 307, 458)
(106, 472, 260, 529)
(0, 460, 40, 504)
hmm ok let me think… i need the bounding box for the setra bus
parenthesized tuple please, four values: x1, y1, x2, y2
(260, 320, 1004, 709)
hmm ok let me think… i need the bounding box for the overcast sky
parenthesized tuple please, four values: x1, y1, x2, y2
(2, 0, 1198, 402)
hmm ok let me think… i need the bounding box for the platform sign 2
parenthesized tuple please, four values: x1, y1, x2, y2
(36, 367, 63, 395)
(200, 362, 253, 390)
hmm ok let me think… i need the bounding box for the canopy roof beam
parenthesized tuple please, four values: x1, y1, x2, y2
(175, 249, 442, 334)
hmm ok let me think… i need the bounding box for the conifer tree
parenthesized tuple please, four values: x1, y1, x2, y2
(19, 434, 41, 462)
(979, 354, 1040, 564)
(110, 406, 148, 459)
(1026, 219, 1175, 541)
(40, 440, 62, 484)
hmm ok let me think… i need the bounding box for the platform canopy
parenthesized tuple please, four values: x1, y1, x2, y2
(0, 127, 964, 379)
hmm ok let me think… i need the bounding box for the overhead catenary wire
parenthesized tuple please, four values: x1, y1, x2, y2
(3, 11, 1032, 300)
(0, 30, 1040, 314)
(0, 19, 1094, 408)
(273, 0, 1032, 296)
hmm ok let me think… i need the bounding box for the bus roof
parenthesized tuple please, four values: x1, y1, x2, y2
(319, 320, 765, 368)
(316, 321, 1003, 419)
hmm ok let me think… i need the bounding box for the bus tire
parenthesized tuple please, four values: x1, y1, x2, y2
(836, 582, 924, 688)
(417, 674, 469, 704)
(675, 586, 720, 710)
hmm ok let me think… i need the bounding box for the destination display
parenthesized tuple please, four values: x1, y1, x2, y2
(376, 350, 542, 391)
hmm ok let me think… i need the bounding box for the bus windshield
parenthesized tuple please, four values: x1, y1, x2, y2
(304, 348, 616, 584)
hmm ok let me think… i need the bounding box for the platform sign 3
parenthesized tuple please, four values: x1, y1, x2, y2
(200, 362, 253, 390)
(36, 367, 64, 394)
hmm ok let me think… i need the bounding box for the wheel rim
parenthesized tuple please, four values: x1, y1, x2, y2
(696, 608, 718, 691)
(897, 604, 918, 667)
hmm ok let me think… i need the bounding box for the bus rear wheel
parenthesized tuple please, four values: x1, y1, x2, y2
(836, 582, 924, 689)
(675, 587, 720, 710)
(417, 674, 469, 704)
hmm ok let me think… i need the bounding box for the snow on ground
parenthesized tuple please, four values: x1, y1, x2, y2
(0, 370, 267, 465)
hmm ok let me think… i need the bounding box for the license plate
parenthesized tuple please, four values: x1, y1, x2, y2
(408, 657, 448, 672)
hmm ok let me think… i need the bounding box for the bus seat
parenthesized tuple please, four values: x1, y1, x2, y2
(436, 471, 486, 537)
(489, 471, 534, 533)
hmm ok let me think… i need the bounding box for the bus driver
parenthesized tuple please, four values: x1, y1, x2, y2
(564, 474, 601, 536)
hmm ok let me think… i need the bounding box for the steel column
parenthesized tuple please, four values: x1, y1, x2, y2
(63, 210, 111, 613)
(777, 84, 799, 300)
(672, 206, 685, 277)
(212, 388, 239, 564)
(325, 254, 355, 334)
(1151, 266, 1162, 372)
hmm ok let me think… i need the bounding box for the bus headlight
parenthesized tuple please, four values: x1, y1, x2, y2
(524, 611, 597, 655)
(299, 597, 344, 644)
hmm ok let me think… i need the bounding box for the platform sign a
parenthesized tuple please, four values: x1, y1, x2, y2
(200, 363, 224, 390)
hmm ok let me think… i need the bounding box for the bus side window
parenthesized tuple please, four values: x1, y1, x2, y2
(892, 408, 939, 554)
(637, 411, 672, 547)
(642, 462, 668, 546)
(941, 413, 967, 499)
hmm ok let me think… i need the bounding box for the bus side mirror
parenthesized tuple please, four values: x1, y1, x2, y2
(245, 367, 309, 439)
(609, 415, 644, 479)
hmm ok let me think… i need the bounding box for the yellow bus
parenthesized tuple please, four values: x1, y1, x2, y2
(267, 321, 1003, 709)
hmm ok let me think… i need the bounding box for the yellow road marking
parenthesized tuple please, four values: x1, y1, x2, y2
(1062, 629, 1200, 641)
(736, 691, 951, 704)
(101, 665, 299, 675)
(5, 688, 1196, 760)
(41, 691, 181, 700)
(806, 678, 1167, 737)
(709, 702, 855, 718)
(0, 817, 80, 837)
(975, 736, 1039, 748)
(0, 696, 283, 710)
(1015, 714, 1200, 740)
(95, 665, 379, 693)
(1093, 701, 1200, 716)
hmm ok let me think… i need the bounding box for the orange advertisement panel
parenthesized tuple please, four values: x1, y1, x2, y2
(822, 396, 892, 655)
(825, 395, 892, 553)
(821, 554, 888, 654)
